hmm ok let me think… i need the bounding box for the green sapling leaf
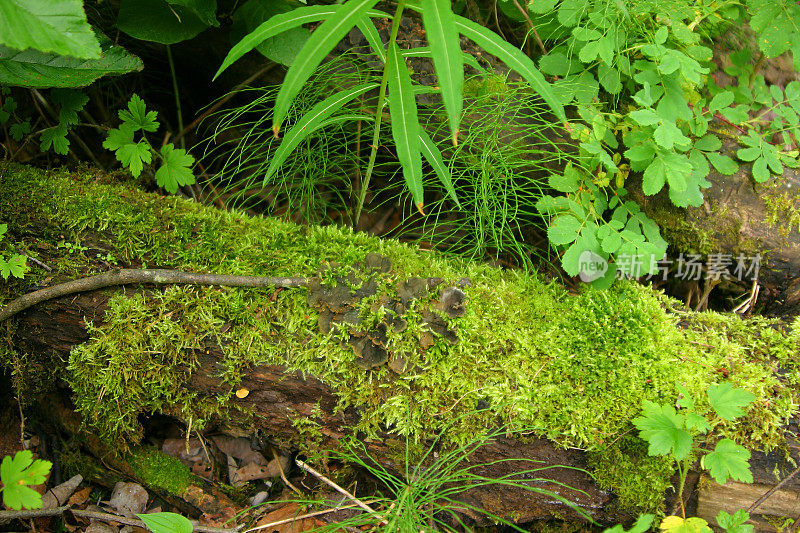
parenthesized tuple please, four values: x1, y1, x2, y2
(602, 514, 655, 533)
(9, 120, 30, 142)
(40, 124, 69, 154)
(0, 254, 29, 279)
(702, 438, 752, 484)
(0, 450, 51, 510)
(716, 509, 754, 533)
(707, 383, 755, 421)
(155, 144, 195, 193)
(632, 401, 692, 460)
(119, 94, 159, 133)
(116, 141, 152, 177)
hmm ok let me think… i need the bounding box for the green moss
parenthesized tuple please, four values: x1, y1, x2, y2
(1, 164, 799, 513)
(129, 446, 192, 495)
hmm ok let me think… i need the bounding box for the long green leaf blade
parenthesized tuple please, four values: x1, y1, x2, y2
(272, 0, 380, 135)
(263, 83, 379, 183)
(387, 42, 424, 213)
(452, 15, 566, 122)
(419, 129, 461, 208)
(355, 16, 385, 63)
(422, 0, 463, 144)
(214, 5, 385, 80)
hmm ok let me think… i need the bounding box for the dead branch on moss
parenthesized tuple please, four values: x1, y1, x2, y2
(0, 268, 308, 322)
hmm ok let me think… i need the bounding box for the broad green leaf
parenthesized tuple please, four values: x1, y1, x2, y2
(598, 63, 621, 94)
(0, 451, 51, 511)
(422, 0, 462, 143)
(548, 214, 582, 245)
(684, 412, 712, 433)
(271, 0, 379, 135)
(119, 94, 159, 132)
(452, 15, 566, 122)
(654, 121, 689, 150)
(716, 509, 754, 533)
(156, 143, 195, 193)
(103, 123, 136, 151)
(702, 438, 753, 484)
(0, 0, 101, 59)
(706, 152, 738, 175)
(0, 39, 143, 88)
(632, 401, 692, 460)
(528, 0, 558, 13)
(9, 120, 30, 141)
(117, 0, 216, 44)
(708, 91, 734, 114)
(387, 42, 423, 212)
(642, 158, 666, 195)
(707, 382, 755, 420)
(169, 0, 218, 27)
(231, 0, 310, 67)
(136, 512, 193, 533)
(557, 0, 589, 27)
(264, 83, 378, 182)
(419, 129, 460, 208)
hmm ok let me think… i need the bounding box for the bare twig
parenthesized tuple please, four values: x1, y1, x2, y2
(15, 248, 52, 272)
(272, 449, 301, 495)
(295, 459, 388, 525)
(747, 463, 800, 513)
(0, 268, 308, 322)
(511, 0, 547, 55)
(244, 499, 382, 533)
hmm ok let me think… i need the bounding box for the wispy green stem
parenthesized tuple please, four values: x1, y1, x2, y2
(353, 0, 406, 227)
(166, 45, 185, 150)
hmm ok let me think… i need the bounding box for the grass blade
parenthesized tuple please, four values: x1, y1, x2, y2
(419, 129, 461, 208)
(355, 16, 386, 63)
(214, 5, 385, 80)
(387, 41, 424, 213)
(422, 0, 463, 145)
(263, 83, 379, 183)
(272, 0, 380, 136)
(452, 15, 566, 123)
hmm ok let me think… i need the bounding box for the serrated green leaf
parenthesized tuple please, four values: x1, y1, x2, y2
(263, 83, 377, 183)
(0, 450, 51, 510)
(9, 119, 30, 141)
(654, 121, 689, 150)
(119, 94, 159, 133)
(103, 123, 136, 152)
(716, 509, 754, 533)
(642, 157, 666, 195)
(548, 214, 582, 245)
(654, 26, 668, 44)
(693, 134, 722, 152)
(752, 155, 770, 182)
(702, 439, 752, 484)
(419, 128, 460, 208)
(632, 401, 692, 459)
(737, 146, 761, 162)
(0, 37, 143, 88)
(527, 0, 558, 14)
(423, 0, 462, 143)
(40, 124, 69, 154)
(629, 108, 660, 126)
(548, 172, 579, 193)
(453, 15, 566, 122)
(601, 231, 622, 254)
(0, 254, 28, 279)
(684, 412, 712, 433)
(136, 512, 193, 533)
(117, 141, 152, 177)
(387, 42, 423, 211)
(557, 0, 589, 26)
(707, 382, 755, 420)
(156, 143, 195, 193)
(52, 88, 88, 127)
(598, 63, 621, 94)
(0, 0, 101, 59)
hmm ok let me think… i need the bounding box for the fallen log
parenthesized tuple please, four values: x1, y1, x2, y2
(1, 164, 798, 526)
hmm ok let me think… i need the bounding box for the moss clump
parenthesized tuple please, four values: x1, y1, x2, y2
(130, 446, 192, 495)
(1, 164, 799, 513)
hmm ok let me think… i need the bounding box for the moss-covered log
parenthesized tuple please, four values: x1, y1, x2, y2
(1, 164, 800, 526)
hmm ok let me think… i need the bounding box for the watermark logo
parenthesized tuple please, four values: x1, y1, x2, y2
(578, 250, 608, 282)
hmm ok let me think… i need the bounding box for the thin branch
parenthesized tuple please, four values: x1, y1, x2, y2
(295, 459, 388, 525)
(511, 0, 547, 55)
(244, 500, 382, 533)
(748, 463, 800, 513)
(0, 268, 308, 322)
